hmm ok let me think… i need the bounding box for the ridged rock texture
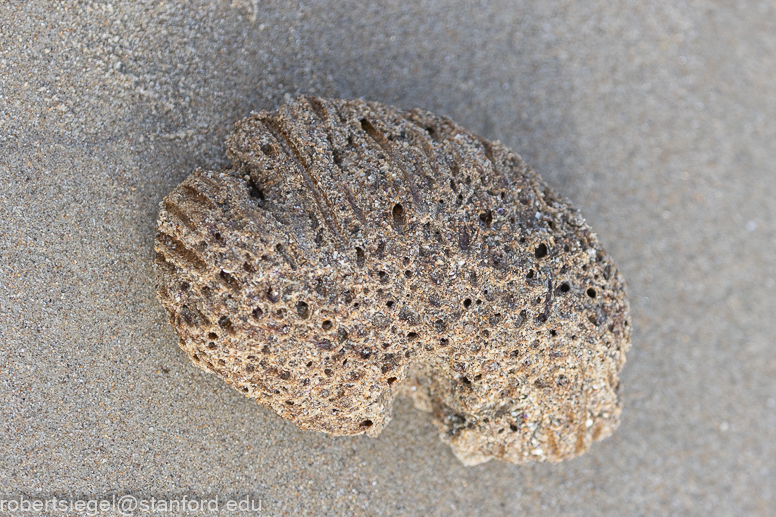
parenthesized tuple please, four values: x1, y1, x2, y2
(154, 96, 631, 466)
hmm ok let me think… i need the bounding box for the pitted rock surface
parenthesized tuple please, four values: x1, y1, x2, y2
(154, 96, 631, 465)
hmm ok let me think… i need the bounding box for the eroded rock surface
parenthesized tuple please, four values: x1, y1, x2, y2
(154, 96, 631, 465)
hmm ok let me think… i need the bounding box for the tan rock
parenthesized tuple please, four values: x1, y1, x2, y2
(154, 96, 631, 465)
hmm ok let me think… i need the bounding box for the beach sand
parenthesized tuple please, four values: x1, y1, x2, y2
(1, 1, 774, 515)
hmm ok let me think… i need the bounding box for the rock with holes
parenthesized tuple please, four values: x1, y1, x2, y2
(154, 96, 631, 465)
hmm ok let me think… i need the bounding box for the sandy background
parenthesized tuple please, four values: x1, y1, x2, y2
(2, 1, 775, 515)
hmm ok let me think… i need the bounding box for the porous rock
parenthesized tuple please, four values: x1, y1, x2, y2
(154, 96, 631, 465)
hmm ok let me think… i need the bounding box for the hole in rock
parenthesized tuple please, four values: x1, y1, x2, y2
(295, 301, 310, 319)
(392, 203, 406, 229)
